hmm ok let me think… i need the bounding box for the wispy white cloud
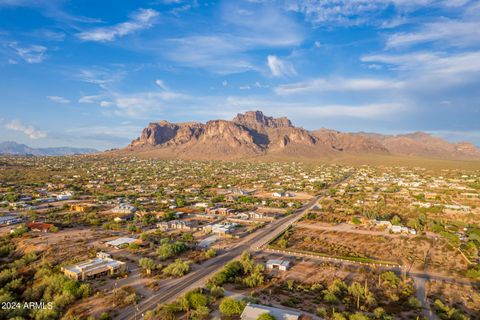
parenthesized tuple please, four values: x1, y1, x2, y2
(254, 81, 269, 88)
(78, 94, 103, 103)
(5, 120, 47, 139)
(77, 8, 159, 42)
(275, 77, 404, 95)
(47, 95, 70, 104)
(75, 68, 125, 89)
(99, 101, 113, 107)
(78, 94, 112, 107)
(267, 55, 296, 77)
(362, 51, 480, 76)
(284, 0, 467, 27)
(155, 79, 168, 90)
(386, 19, 480, 49)
(9, 42, 47, 63)
(285, 0, 389, 26)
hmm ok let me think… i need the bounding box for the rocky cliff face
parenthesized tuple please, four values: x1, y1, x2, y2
(124, 111, 480, 160)
(233, 110, 292, 130)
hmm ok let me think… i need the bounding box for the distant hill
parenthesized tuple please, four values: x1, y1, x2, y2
(0, 141, 98, 156)
(112, 110, 480, 161)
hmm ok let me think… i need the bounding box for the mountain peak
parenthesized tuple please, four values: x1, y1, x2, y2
(233, 110, 292, 129)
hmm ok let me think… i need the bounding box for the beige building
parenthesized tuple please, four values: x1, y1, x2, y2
(62, 252, 127, 281)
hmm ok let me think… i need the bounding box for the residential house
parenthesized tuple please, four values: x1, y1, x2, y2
(62, 252, 127, 281)
(204, 222, 238, 235)
(112, 203, 137, 214)
(157, 220, 199, 231)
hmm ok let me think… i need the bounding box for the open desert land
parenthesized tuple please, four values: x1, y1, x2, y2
(1, 155, 479, 320)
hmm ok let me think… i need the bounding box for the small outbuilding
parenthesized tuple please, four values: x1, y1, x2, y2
(266, 259, 291, 271)
(105, 237, 138, 249)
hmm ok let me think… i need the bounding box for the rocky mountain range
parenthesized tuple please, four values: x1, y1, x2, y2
(121, 111, 480, 160)
(0, 141, 98, 156)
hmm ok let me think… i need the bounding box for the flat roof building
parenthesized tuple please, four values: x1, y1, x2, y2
(62, 252, 127, 281)
(105, 237, 138, 249)
(241, 303, 302, 320)
(266, 259, 291, 271)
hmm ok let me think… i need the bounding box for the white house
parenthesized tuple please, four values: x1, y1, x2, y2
(112, 203, 137, 214)
(241, 303, 302, 320)
(105, 237, 138, 249)
(266, 259, 291, 271)
(56, 192, 73, 201)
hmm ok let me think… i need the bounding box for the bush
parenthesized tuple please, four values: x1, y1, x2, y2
(156, 241, 188, 260)
(350, 313, 370, 320)
(316, 307, 327, 318)
(98, 312, 111, 320)
(257, 313, 276, 320)
(181, 291, 208, 311)
(209, 285, 224, 298)
(219, 297, 246, 316)
(324, 292, 339, 304)
(408, 297, 421, 309)
(162, 259, 191, 277)
(204, 248, 216, 259)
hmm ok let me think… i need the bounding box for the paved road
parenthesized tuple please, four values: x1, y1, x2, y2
(412, 275, 440, 320)
(115, 172, 353, 320)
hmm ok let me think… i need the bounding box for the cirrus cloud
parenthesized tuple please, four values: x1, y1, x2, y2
(275, 77, 405, 95)
(267, 55, 296, 77)
(47, 95, 70, 104)
(76, 8, 159, 42)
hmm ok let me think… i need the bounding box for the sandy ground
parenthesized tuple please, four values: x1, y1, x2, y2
(279, 226, 470, 276)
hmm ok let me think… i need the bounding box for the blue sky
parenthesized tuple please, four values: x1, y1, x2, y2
(0, 0, 479, 150)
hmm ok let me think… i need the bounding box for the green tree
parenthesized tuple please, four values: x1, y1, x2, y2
(210, 285, 224, 298)
(408, 297, 421, 309)
(162, 259, 191, 277)
(219, 297, 246, 316)
(244, 264, 265, 288)
(191, 306, 210, 320)
(240, 251, 255, 274)
(316, 307, 327, 318)
(139, 258, 156, 275)
(379, 272, 401, 288)
(204, 248, 216, 259)
(181, 291, 208, 312)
